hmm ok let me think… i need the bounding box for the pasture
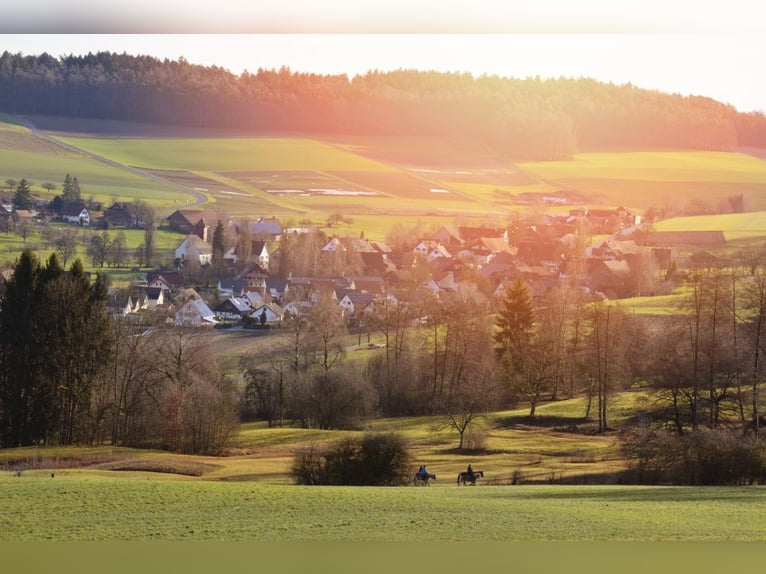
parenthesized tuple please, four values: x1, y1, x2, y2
(0, 120, 191, 211)
(517, 151, 766, 210)
(1, 475, 765, 541)
(654, 211, 766, 243)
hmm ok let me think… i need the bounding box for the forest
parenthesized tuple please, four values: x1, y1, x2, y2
(1, 51, 766, 159)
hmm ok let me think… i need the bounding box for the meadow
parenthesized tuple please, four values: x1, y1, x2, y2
(1, 475, 765, 541)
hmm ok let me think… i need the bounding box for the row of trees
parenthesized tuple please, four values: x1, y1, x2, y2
(1, 52, 765, 159)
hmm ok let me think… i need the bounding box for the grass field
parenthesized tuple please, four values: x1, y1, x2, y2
(0, 120, 192, 211)
(517, 151, 766, 210)
(654, 211, 766, 242)
(1, 475, 764, 541)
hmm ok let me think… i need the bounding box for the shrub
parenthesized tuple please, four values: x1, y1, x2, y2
(292, 432, 411, 486)
(622, 426, 766, 485)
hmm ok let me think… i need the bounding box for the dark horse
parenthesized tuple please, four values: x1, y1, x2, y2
(456, 470, 484, 486)
(413, 471, 437, 486)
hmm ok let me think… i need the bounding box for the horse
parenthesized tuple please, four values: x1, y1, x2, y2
(413, 471, 437, 486)
(456, 470, 484, 486)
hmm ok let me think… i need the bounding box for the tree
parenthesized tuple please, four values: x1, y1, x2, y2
(0, 251, 113, 446)
(143, 207, 157, 267)
(41, 182, 56, 195)
(152, 327, 239, 454)
(0, 250, 47, 447)
(584, 302, 635, 432)
(52, 229, 79, 266)
(494, 278, 538, 413)
(88, 231, 112, 268)
(12, 179, 33, 210)
(61, 173, 81, 204)
(211, 219, 226, 268)
(39, 260, 113, 444)
(235, 219, 252, 269)
(109, 231, 127, 267)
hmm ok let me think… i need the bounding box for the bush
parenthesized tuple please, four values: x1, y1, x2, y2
(622, 426, 766, 485)
(292, 432, 411, 486)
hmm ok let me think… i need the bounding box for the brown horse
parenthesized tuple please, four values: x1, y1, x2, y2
(456, 470, 483, 486)
(413, 472, 436, 486)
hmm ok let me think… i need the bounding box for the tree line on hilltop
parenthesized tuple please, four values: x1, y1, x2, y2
(1, 51, 765, 159)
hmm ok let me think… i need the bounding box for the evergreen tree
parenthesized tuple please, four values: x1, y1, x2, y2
(494, 278, 536, 362)
(0, 250, 45, 446)
(61, 173, 74, 203)
(0, 251, 114, 446)
(12, 179, 33, 210)
(212, 220, 226, 266)
(71, 177, 82, 202)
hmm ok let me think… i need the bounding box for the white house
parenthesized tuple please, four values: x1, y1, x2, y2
(249, 303, 283, 325)
(338, 292, 375, 316)
(61, 203, 90, 226)
(175, 235, 213, 266)
(175, 299, 218, 327)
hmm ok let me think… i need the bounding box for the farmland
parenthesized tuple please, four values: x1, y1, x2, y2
(3, 115, 766, 246)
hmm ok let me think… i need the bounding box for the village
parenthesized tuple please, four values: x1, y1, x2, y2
(88, 201, 730, 329)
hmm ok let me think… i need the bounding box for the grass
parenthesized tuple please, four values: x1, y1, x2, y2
(654, 211, 766, 242)
(517, 151, 766, 210)
(1, 476, 765, 541)
(52, 136, 398, 173)
(0, 224, 185, 277)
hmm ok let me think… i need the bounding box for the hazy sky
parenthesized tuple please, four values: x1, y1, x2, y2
(3, 1, 765, 112)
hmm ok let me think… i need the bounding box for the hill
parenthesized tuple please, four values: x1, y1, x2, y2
(2, 51, 766, 161)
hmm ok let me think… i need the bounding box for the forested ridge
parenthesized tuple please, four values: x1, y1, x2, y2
(1, 50, 765, 159)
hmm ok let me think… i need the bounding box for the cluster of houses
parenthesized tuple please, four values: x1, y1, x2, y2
(101, 203, 732, 329)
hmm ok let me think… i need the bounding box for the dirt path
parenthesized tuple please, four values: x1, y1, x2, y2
(12, 115, 208, 209)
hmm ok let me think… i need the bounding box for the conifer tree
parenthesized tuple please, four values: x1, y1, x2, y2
(12, 179, 33, 210)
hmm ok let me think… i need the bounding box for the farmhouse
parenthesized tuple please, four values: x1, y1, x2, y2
(338, 292, 375, 316)
(175, 235, 213, 266)
(175, 298, 217, 327)
(249, 303, 283, 326)
(61, 203, 90, 226)
(166, 209, 227, 239)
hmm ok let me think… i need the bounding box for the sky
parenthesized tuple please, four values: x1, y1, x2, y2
(2, 0, 766, 112)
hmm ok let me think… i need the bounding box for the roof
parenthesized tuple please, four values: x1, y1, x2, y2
(248, 218, 283, 236)
(61, 203, 88, 217)
(215, 297, 252, 314)
(146, 271, 184, 289)
(176, 299, 217, 325)
(182, 235, 213, 254)
(341, 292, 375, 307)
(643, 231, 726, 247)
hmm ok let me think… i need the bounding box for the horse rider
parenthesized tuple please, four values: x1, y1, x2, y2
(419, 465, 428, 478)
(466, 464, 474, 478)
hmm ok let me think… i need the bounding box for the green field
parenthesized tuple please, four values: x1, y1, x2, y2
(517, 151, 766, 210)
(1, 475, 764, 541)
(0, 120, 191, 211)
(654, 211, 766, 242)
